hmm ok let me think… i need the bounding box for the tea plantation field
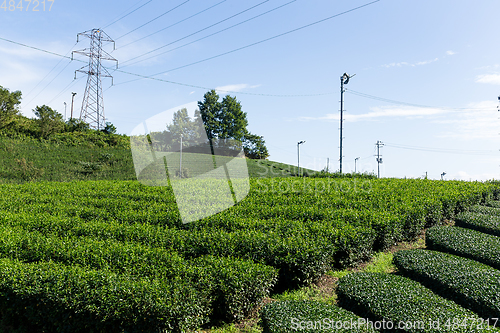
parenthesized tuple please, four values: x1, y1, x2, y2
(0, 176, 498, 332)
(261, 199, 500, 333)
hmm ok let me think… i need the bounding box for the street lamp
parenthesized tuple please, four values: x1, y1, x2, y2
(441, 172, 446, 180)
(297, 140, 305, 176)
(354, 157, 359, 173)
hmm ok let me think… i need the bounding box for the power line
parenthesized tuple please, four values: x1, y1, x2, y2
(102, 0, 154, 29)
(120, 0, 272, 66)
(22, 42, 77, 101)
(122, 0, 298, 68)
(145, 0, 381, 76)
(384, 142, 498, 156)
(23, 60, 73, 110)
(119, 0, 227, 49)
(346, 89, 490, 111)
(115, 0, 190, 40)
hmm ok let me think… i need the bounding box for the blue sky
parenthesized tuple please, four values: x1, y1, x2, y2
(1, 0, 500, 180)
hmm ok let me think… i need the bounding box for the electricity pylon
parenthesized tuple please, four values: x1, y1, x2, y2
(72, 29, 118, 130)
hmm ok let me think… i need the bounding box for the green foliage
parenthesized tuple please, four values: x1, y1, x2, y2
(0, 85, 22, 128)
(455, 212, 500, 237)
(426, 225, 500, 270)
(13, 158, 44, 181)
(337, 272, 497, 332)
(0, 257, 210, 333)
(244, 132, 269, 159)
(101, 121, 117, 134)
(33, 105, 64, 139)
(393, 249, 500, 320)
(65, 118, 90, 132)
(260, 300, 376, 333)
(469, 204, 500, 216)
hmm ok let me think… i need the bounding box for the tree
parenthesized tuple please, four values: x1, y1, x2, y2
(243, 133, 269, 159)
(33, 105, 64, 138)
(0, 85, 22, 128)
(65, 118, 91, 132)
(197, 90, 269, 158)
(101, 121, 117, 134)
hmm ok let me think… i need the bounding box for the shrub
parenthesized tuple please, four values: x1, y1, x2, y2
(0, 258, 210, 333)
(469, 205, 500, 216)
(455, 212, 500, 237)
(393, 249, 500, 320)
(337, 272, 499, 332)
(426, 225, 500, 270)
(260, 300, 376, 333)
(13, 158, 44, 181)
(485, 200, 500, 209)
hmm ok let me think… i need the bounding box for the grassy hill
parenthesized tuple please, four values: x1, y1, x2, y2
(0, 135, 318, 183)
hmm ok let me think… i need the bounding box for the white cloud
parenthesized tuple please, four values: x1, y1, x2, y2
(382, 58, 438, 68)
(450, 170, 500, 181)
(435, 100, 499, 139)
(299, 106, 448, 122)
(475, 74, 500, 85)
(214, 84, 260, 92)
(446, 50, 456, 56)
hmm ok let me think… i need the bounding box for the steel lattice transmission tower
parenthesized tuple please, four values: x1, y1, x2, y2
(72, 29, 118, 130)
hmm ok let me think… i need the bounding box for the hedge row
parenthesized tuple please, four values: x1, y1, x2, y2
(337, 272, 499, 332)
(485, 200, 500, 209)
(260, 300, 376, 333)
(0, 211, 373, 288)
(469, 205, 500, 217)
(0, 258, 209, 333)
(393, 249, 500, 320)
(0, 224, 277, 322)
(454, 212, 500, 237)
(426, 225, 500, 270)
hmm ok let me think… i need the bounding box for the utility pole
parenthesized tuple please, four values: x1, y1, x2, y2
(375, 140, 384, 178)
(339, 73, 354, 173)
(326, 157, 329, 172)
(63, 102, 67, 121)
(73, 29, 118, 130)
(441, 172, 446, 180)
(354, 157, 359, 173)
(297, 140, 305, 176)
(70, 92, 77, 119)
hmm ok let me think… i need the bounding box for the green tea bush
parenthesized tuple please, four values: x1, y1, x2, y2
(0, 258, 210, 333)
(337, 272, 498, 332)
(469, 205, 500, 216)
(426, 225, 500, 269)
(455, 212, 500, 237)
(0, 224, 277, 323)
(393, 249, 500, 320)
(260, 300, 376, 333)
(485, 200, 500, 208)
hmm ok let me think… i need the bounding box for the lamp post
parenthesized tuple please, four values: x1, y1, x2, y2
(70, 92, 77, 119)
(441, 172, 446, 180)
(340, 72, 355, 173)
(297, 140, 305, 176)
(63, 102, 67, 121)
(354, 157, 359, 173)
(179, 134, 183, 178)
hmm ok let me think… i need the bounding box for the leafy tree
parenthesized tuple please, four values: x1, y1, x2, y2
(197, 90, 265, 157)
(0, 85, 22, 128)
(101, 121, 117, 135)
(65, 118, 91, 132)
(197, 90, 221, 142)
(33, 105, 64, 138)
(243, 133, 269, 159)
